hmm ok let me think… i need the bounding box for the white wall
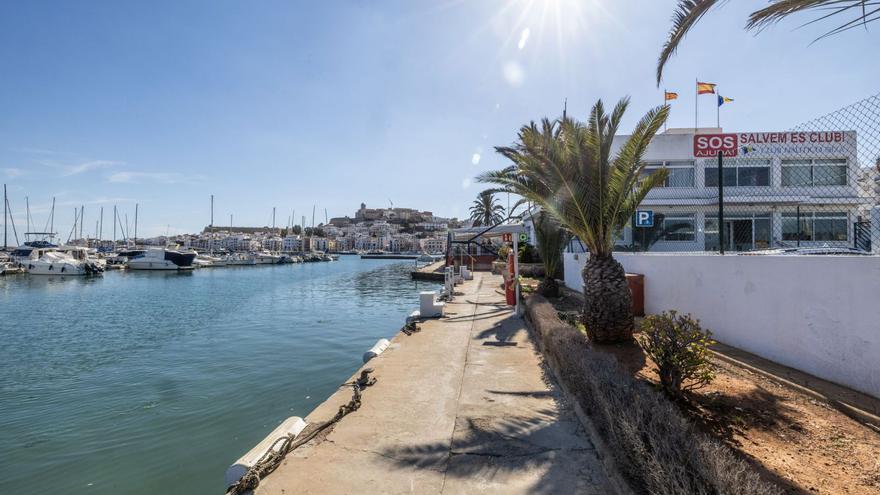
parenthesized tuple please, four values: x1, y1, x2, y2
(563, 252, 880, 399)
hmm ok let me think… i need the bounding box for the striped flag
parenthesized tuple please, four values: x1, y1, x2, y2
(665, 91, 678, 101)
(697, 81, 716, 95)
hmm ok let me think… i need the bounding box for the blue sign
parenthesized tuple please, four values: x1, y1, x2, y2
(635, 210, 654, 228)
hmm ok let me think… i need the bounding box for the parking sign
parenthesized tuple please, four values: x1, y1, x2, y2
(635, 210, 653, 228)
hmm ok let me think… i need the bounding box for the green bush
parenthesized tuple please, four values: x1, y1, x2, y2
(497, 244, 511, 261)
(518, 243, 540, 263)
(638, 310, 715, 399)
(497, 243, 541, 264)
(526, 296, 781, 495)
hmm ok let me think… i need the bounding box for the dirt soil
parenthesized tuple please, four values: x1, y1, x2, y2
(544, 295, 880, 495)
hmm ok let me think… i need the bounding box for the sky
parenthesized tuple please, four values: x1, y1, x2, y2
(1, 0, 877, 240)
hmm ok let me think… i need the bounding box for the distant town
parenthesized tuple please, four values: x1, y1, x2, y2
(101, 203, 462, 254)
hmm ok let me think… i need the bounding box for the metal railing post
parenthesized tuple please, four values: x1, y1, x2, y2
(717, 150, 724, 255)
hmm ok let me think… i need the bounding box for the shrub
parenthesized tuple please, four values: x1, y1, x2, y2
(525, 295, 780, 495)
(518, 243, 540, 263)
(497, 244, 511, 261)
(638, 311, 715, 399)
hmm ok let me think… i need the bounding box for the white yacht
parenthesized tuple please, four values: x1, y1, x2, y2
(127, 248, 197, 270)
(195, 254, 227, 267)
(253, 251, 282, 264)
(24, 247, 104, 275)
(225, 253, 256, 265)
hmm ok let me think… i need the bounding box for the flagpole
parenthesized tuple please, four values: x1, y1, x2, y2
(663, 89, 667, 132)
(694, 78, 698, 131)
(717, 87, 720, 129)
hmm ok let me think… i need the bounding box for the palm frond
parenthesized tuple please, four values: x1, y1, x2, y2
(657, 0, 722, 84)
(748, 0, 880, 40)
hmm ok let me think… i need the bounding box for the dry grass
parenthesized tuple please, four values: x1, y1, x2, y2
(525, 294, 782, 495)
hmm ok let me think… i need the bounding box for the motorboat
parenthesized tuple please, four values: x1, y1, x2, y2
(195, 254, 227, 267)
(23, 247, 104, 275)
(253, 251, 282, 264)
(127, 248, 197, 270)
(225, 253, 257, 265)
(1, 261, 24, 275)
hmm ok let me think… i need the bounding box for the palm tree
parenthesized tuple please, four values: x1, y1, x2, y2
(657, 0, 878, 83)
(469, 190, 506, 227)
(531, 210, 570, 297)
(480, 98, 669, 343)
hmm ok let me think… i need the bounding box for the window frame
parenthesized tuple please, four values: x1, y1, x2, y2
(781, 211, 848, 242)
(704, 158, 771, 188)
(781, 158, 848, 187)
(643, 160, 696, 188)
(659, 213, 696, 242)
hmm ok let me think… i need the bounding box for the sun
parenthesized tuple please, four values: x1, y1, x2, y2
(490, 0, 616, 61)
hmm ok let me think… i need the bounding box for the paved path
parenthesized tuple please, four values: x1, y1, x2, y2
(257, 272, 611, 494)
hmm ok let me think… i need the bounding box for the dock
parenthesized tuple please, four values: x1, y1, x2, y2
(410, 259, 445, 281)
(255, 272, 611, 494)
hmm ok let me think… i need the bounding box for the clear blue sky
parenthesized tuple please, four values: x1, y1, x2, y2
(1, 0, 877, 239)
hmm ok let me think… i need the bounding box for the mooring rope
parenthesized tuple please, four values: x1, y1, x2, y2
(225, 369, 377, 495)
(401, 321, 420, 335)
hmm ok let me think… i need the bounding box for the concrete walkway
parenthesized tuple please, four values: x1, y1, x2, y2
(257, 272, 611, 494)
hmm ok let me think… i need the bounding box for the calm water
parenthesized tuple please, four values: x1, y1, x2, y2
(0, 257, 438, 494)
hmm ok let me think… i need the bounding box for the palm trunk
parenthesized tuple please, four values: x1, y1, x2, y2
(582, 254, 633, 343)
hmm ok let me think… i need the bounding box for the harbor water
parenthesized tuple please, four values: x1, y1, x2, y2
(0, 257, 439, 494)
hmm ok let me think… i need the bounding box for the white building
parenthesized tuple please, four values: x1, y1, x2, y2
(608, 129, 873, 252)
(282, 235, 303, 252)
(420, 238, 446, 254)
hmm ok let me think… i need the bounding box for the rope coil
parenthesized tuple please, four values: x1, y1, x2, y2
(225, 369, 376, 495)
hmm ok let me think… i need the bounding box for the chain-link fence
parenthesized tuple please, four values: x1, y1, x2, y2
(604, 92, 880, 255)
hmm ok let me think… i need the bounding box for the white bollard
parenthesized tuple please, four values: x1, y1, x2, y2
(363, 338, 391, 363)
(225, 416, 307, 489)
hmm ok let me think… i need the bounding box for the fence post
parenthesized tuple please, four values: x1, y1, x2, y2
(717, 150, 724, 255)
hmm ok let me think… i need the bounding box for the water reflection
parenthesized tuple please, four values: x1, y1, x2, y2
(0, 257, 440, 495)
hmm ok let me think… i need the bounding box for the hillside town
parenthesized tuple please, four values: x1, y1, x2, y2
(137, 203, 460, 254)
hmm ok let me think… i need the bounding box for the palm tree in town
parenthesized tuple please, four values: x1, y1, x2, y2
(480, 167, 564, 296)
(530, 210, 570, 298)
(657, 0, 878, 82)
(480, 98, 669, 343)
(469, 190, 506, 227)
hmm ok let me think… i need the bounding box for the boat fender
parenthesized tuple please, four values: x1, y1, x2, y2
(362, 338, 390, 363)
(225, 416, 307, 489)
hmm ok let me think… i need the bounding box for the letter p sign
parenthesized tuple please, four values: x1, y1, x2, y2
(635, 210, 653, 228)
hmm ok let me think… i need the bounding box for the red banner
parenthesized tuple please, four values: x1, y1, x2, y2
(694, 134, 738, 158)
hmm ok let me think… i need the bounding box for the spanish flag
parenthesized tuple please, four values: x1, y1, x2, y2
(717, 95, 734, 107)
(664, 91, 678, 101)
(696, 81, 716, 95)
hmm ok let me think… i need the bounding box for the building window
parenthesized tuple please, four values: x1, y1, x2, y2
(781, 212, 848, 242)
(781, 159, 847, 187)
(660, 214, 695, 241)
(643, 161, 695, 187)
(705, 159, 770, 187)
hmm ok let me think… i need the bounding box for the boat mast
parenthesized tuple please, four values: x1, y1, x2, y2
(210, 194, 214, 256)
(133, 203, 138, 248)
(3, 184, 6, 251)
(79, 205, 84, 243)
(50, 197, 55, 236)
(99, 207, 103, 242)
(272, 207, 276, 232)
(113, 205, 117, 250)
(69, 208, 78, 244)
(25, 196, 31, 236)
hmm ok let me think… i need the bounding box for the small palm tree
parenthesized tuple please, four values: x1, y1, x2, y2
(657, 0, 878, 83)
(469, 190, 506, 227)
(480, 98, 669, 343)
(531, 210, 570, 297)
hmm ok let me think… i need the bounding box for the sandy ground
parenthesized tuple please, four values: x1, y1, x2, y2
(541, 286, 880, 495)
